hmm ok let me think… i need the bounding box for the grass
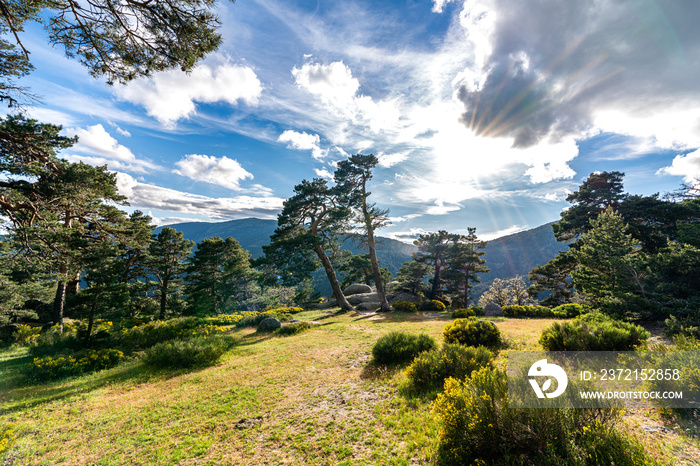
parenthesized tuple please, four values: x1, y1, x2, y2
(0, 310, 698, 464)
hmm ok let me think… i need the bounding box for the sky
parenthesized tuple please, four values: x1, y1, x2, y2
(7, 0, 700, 242)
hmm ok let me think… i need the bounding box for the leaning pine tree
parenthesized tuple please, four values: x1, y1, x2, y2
(263, 179, 354, 312)
(334, 154, 391, 312)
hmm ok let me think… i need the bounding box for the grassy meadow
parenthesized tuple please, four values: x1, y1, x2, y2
(1, 311, 698, 465)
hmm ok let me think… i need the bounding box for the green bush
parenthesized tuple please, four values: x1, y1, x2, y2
(420, 300, 446, 311)
(141, 335, 234, 369)
(275, 321, 319, 336)
(392, 300, 418, 312)
(115, 317, 205, 352)
(371, 331, 436, 365)
(451, 308, 475, 318)
(551, 303, 585, 318)
(539, 312, 649, 351)
(648, 335, 700, 414)
(443, 318, 501, 348)
(434, 367, 649, 466)
(471, 306, 485, 316)
(24, 348, 124, 382)
(403, 343, 493, 396)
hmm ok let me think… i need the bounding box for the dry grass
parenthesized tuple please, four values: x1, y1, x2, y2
(0, 311, 697, 465)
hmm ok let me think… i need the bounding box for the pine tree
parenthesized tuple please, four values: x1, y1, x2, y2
(334, 154, 391, 311)
(263, 178, 354, 312)
(444, 228, 489, 307)
(414, 230, 455, 300)
(571, 208, 637, 310)
(146, 227, 194, 319)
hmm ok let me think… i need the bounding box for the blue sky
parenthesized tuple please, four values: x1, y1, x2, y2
(8, 0, 700, 242)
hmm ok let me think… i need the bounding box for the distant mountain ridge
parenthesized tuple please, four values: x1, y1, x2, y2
(159, 218, 567, 296)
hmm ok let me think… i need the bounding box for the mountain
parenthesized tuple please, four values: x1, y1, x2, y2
(160, 218, 568, 297)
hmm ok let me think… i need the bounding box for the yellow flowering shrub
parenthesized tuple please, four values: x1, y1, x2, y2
(433, 367, 648, 465)
(0, 424, 16, 457)
(25, 349, 123, 382)
(13, 324, 42, 346)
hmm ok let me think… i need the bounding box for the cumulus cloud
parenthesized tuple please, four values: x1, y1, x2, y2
(117, 63, 262, 126)
(173, 154, 255, 191)
(115, 173, 284, 221)
(432, 0, 456, 13)
(657, 149, 700, 182)
(278, 130, 327, 159)
(64, 124, 159, 173)
(314, 167, 333, 179)
(292, 61, 402, 134)
(454, 0, 700, 151)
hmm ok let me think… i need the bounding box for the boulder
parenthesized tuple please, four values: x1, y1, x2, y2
(257, 317, 281, 332)
(343, 283, 372, 296)
(484, 302, 503, 317)
(348, 292, 380, 305)
(387, 291, 420, 303)
(357, 302, 381, 311)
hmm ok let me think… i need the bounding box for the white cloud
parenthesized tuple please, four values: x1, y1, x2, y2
(173, 154, 255, 191)
(432, 0, 456, 13)
(64, 124, 159, 173)
(657, 149, 700, 183)
(292, 61, 359, 112)
(480, 224, 526, 240)
(114, 126, 131, 137)
(278, 129, 327, 159)
(117, 63, 262, 126)
(314, 167, 333, 179)
(377, 151, 409, 168)
(116, 172, 284, 221)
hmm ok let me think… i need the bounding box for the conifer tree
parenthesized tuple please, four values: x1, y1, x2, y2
(146, 227, 194, 319)
(444, 228, 489, 307)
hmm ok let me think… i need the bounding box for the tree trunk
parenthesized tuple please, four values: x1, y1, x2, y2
(159, 277, 168, 319)
(315, 245, 354, 312)
(430, 254, 442, 300)
(53, 279, 66, 335)
(362, 193, 390, 312)
(463, 266, 470, 308)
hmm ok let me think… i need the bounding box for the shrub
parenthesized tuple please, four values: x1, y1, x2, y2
(392, 300, 418, 312)
(434, 367, 648, 466)
(13, 324, 41, 346)
(234, 310, 290, 328)
(275, 321, 319, 336)
(443, 318, 501, 348)
(552, 303, 585, 318)
(115, 317, 205, 352)
(24, 348, 124, 382)
(267, 306, 304, 314)
(0, 424, 16, 457)
(141, 335, 234, 369)
(420, 300, 446, 311)
(471, 306, 485, 316)
(403, 343, 493, 396)
(206, 314, 243, 326)
(539, 312, 649, 351)
(648, 335, 700, 414)
(451, 308, 475, 318)
(371, 331, 437, 365)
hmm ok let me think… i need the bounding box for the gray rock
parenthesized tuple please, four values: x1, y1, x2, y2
(348, 292, 380, 305)
(343, 283, 372, 296)
(484, 302, 503, 317)
(257, 317, 281, 332)
(357, 302, 381, 311)
(641, 425, 674, 435)
(387, 291, 420, 303)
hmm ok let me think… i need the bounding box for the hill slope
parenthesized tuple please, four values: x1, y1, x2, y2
(160, 218, 567, 296)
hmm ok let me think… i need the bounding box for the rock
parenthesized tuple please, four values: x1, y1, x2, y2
(348, 292, 380, 305)
(357, 302, 381, 311)
(387, 291, 420, 303)
(484, 302, 503, 317)
(343, 283, 372, 296)
(257, 317, 281, 332)
(641, 425, 674, 435)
